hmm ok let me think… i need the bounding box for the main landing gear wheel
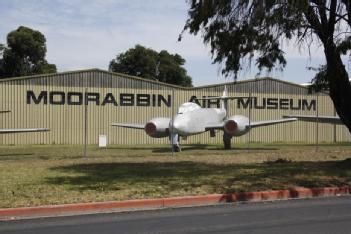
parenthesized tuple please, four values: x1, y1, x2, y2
(223, 134, 232, 150)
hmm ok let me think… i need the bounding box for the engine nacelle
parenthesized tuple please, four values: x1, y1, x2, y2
(223, 115, 250, 136)
(144, 117, 171, 138)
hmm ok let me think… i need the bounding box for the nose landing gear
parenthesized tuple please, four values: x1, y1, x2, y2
(172, 144, 181, 152)
(170, 133, 181, 152)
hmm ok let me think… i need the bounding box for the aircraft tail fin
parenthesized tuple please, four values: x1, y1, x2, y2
(222, 85, 228, 98)
(220, 85, 228, 111)
(194, 86, 249, 115)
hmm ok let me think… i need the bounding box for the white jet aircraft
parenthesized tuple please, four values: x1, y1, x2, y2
(0, 110, 49, 134)
(112, 87, 297, 152)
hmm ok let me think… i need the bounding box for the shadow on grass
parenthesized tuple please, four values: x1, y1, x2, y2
(105, 145, 208, 153)
(0, 153, 33, 157)
(268, 142, 351, 147)
(208, 147, 279, 151)
(106, 144, 278, 153)
(153, 144, 209, 153)
(106, 147, 157, 151)
(106, 144, 213, 153)
(46, 160, 351, 194)
(0, 153, 34, 161)
(0, 154, 84, 161)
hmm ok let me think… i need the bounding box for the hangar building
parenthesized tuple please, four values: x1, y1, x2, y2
(0, 69, 350, 145)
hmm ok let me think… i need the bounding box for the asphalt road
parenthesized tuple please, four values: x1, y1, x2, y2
(1, 196, 351, 234)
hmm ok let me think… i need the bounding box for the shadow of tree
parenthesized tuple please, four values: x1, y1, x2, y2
(46, 160, 351, 194)
(106, 147, 158, 151)
(106, 144, 211, 153)
(104, 144, 279, 153)
(207, 147, 279, 151)
(269, 143, 351, 147)
(0, 153, 34, 161)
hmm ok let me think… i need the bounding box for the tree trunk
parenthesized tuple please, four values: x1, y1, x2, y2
(325, 45, 351, 134)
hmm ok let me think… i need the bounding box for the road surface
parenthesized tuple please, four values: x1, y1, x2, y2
(1, 196, 351, 234)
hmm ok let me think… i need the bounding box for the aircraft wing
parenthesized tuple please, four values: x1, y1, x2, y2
(205, 123, 225, 130)
(205, 118, 297, 130)
(249, 118, 297, 128)
(0, 128, 49, 134)
(111, 123, 145, 129)
(283, 115, 342, 124)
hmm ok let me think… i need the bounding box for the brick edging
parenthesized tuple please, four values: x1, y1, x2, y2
(1, 186, 349, 220)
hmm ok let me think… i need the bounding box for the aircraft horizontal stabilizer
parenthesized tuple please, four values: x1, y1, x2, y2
(111, 123, 145, 129)
(283, 115, 342, 124)
(249, 118, 297, 128)
(0, 128, 49, 134)
(195, 96, 249, 100)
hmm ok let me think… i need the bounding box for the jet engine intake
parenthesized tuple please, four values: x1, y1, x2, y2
(224, 120, 237, 135)
(144, 117, 170, 138)
(224, 115, 250, 136)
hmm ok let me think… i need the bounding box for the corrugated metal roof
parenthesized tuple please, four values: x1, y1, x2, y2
(0, 68, 311, 91)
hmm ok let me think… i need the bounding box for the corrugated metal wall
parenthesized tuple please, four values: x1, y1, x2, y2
(0, 69, 350, 145)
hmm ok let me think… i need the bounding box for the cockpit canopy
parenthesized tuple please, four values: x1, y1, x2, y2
(177, 102, 201, 114)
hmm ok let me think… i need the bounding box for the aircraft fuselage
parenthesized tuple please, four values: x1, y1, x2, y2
(172, 108, 226, 136)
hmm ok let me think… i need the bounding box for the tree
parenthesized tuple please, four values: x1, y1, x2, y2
(182, 0, 351, 134)
(109, 45, 192, 87)
(0, 26, 57, 78)
(0, 44, 4, 77)
(0, 44, 4, 56)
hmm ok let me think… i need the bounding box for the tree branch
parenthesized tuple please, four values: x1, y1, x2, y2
(328, 0, 337, 37)
(312, 0, 328, 26)
(341, 0, 351, 28)
(335, 13, 348, 24)
(304, 3, 326, 43)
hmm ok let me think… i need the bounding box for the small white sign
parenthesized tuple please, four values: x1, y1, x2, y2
(99, 135, 107, 147)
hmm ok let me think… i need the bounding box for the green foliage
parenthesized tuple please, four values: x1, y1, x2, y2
(181, 1, 310, 78)
(0, 44, 4, 77)
(181, 1, 350, 80)
(109, 45, 192, 87)
(308, 65, 329, 93)
(0, 43, 4, 55)
(0, 26, 57, 78)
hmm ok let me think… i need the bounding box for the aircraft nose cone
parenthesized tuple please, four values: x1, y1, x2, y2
(170, 117, 185, 134)
(172, 121, 180, 130)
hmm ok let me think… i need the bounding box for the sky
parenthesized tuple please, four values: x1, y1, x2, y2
(0, 0, 333, 86)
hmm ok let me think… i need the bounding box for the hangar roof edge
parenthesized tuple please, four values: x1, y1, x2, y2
(0, 68, 185, 89)
(0, 68, 310, 91)
(193, 77, 308, 90)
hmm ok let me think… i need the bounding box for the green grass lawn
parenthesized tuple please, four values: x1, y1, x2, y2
(0, 143, 351, 208)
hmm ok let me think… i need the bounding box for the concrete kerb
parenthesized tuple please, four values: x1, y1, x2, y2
(1, 186, 350, 220)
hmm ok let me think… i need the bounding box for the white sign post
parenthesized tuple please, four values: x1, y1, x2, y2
(99, 135, 107, 148)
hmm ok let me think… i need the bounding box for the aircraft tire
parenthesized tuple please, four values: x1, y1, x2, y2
(223, 134, 232, 150)
(173, 144, 181, 152)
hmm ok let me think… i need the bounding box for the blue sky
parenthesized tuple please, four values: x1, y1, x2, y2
(0, 0, 331, 86)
